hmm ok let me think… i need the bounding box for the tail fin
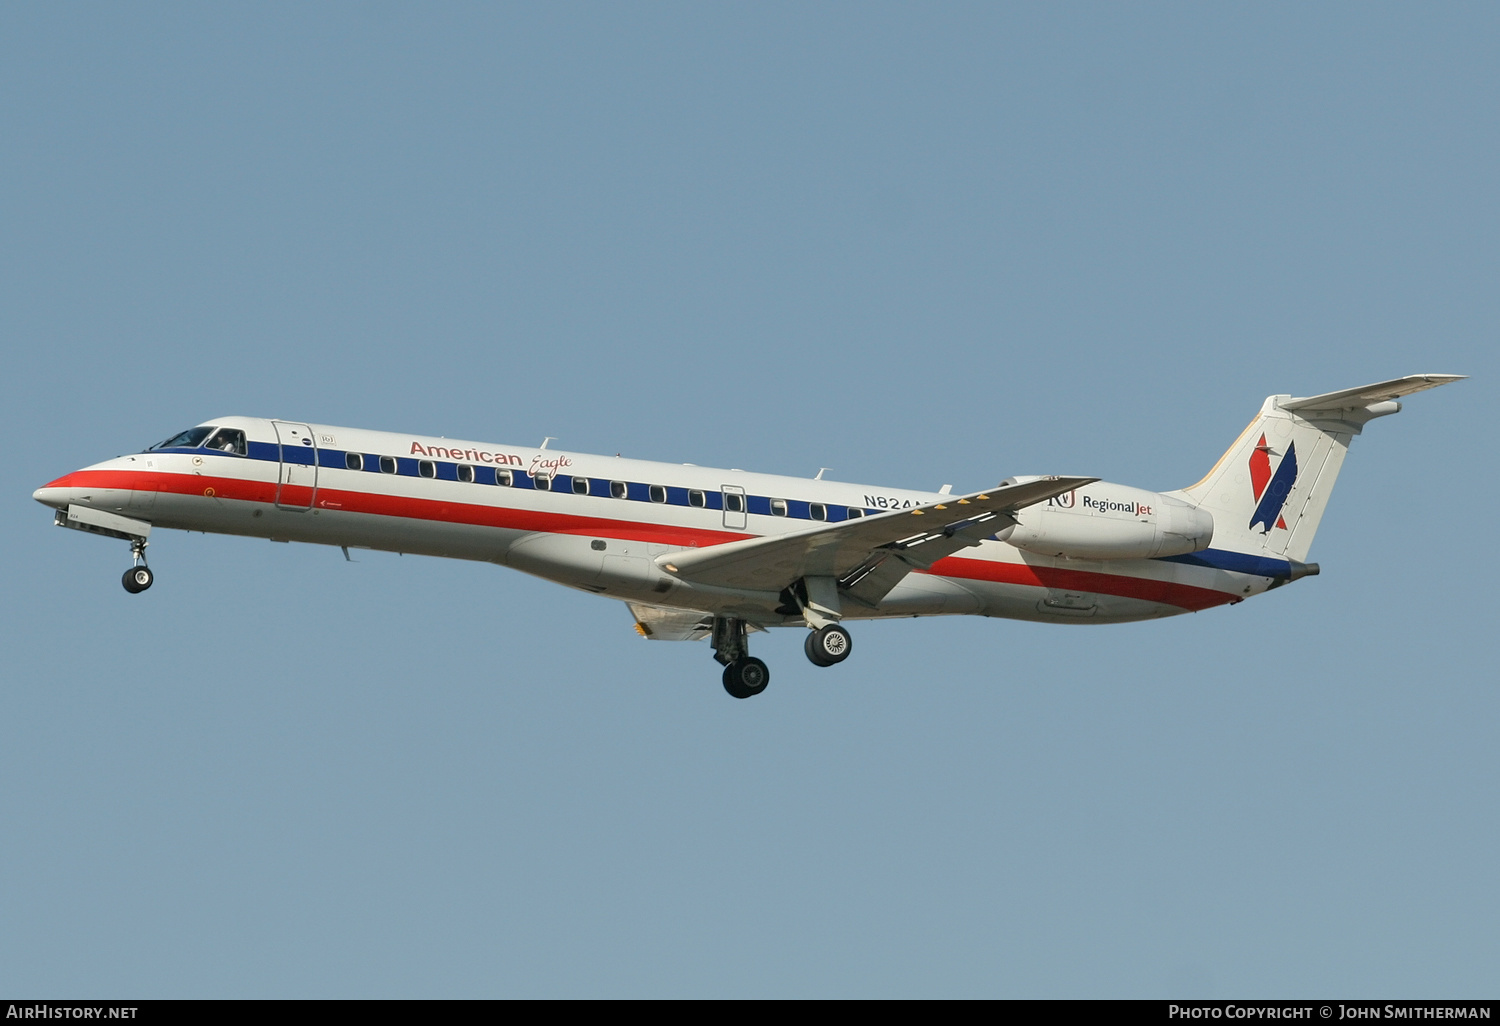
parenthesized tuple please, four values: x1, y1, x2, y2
(1172, 375, 1465, 562)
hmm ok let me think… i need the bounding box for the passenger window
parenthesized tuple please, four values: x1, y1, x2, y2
(535, 473, 551, 491)
(770, 498, 787, 517)
(419, 460, 436, 479)
(649, 485, 667, 503)
(457, 465, 474, 483)
(204, 428, 247, 455)
(151, 426, 215, 450)
(496, 469, 513, 487)
(810, 503, 826, 521)
(724, 492, 745, 513)
(379, 456, 397, 474)
(573, 477, 590, 495)
(346, 452, 363, 471)
(846, 507, 863, 519)
(689, 489, 705, 508)
(610, 481, 627, 499)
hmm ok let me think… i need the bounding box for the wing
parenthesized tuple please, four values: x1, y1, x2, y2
(657, 476, 1096, 610)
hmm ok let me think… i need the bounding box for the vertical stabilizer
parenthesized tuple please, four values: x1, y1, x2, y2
(1171, 375, 1464, 563)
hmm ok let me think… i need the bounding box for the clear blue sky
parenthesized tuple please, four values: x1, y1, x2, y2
(2, 3, 1494, 997)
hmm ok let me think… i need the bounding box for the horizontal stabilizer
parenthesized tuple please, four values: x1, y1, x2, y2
(1281, 374, 1466, 412)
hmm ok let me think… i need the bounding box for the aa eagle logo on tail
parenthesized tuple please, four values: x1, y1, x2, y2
(1248, 434, 1297, 534)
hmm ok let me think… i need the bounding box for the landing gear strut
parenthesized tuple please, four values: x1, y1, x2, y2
(121, 537, 152, 594)
(712, 616, 769, 699)
(804, 624, 852, 667)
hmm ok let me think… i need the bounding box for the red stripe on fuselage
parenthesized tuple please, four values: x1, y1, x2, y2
(44, 469, 754, 548)
(44, 469, 279, 505)
(928, 555, 1238, 612)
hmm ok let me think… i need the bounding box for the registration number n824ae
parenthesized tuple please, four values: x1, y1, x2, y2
(863, 495, 921, 510)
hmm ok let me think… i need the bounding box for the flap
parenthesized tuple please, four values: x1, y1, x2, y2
(626, 602, 714, 641)
(626, 602, 766, 641)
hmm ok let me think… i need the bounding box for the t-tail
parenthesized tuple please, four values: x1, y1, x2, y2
(1171, 375, 1466, 564)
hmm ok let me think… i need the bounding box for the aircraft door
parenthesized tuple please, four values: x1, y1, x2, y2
(722, 484, 747, 530)
(272, 421, 318, 510)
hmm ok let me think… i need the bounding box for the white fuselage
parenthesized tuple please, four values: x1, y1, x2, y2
(34, 416, 1277, 626)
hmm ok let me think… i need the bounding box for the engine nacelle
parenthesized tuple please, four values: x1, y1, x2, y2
(996, 478, 1214, 560)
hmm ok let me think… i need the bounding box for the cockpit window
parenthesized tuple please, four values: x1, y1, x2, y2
(203, 428, 247, 455)
(151, 426, 215, 450)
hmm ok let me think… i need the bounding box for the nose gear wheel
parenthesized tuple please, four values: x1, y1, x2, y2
(122, 566, 154, 593)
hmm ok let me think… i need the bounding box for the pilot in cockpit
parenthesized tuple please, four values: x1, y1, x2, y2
(204, 428, 247, 455)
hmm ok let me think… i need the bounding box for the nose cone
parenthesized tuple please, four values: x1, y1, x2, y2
(34, 467, 100, 510)
(34, 478, 75, 510)
(37, 457, 145, 512)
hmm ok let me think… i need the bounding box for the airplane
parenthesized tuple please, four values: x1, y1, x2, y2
(33, 374, 1463, 698)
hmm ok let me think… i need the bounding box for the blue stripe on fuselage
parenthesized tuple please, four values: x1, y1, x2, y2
(153, 442, 878, 523)
(1155, 549, 1293, 577)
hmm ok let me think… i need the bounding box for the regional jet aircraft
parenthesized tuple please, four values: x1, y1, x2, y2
(33, 375, 1463, 698)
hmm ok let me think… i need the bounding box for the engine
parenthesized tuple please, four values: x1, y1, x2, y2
(995, 477, 1214, 560)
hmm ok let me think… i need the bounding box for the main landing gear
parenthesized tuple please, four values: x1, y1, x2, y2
(723, 657, 770, 700)
(709, 617, 855, 699)
(711, 617, 768, 699)
(804, 624, 852, 667)
(121, 537, 153, 594)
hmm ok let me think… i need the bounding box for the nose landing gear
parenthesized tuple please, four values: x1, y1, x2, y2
(51, 505, 157, 595)
(121, 537, 152, 594)
(122, 565, 154, 593)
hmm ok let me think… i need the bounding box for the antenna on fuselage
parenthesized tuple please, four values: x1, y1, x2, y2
(540, 437, 555, 449)
(815, 468, 832, 480)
